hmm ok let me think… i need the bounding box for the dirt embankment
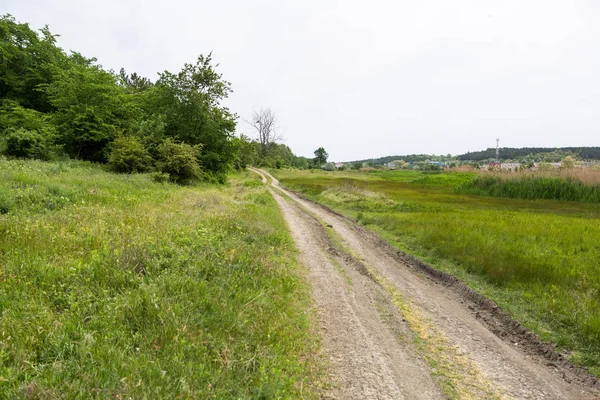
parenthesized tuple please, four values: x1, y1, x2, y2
(249, 167, 599, 400)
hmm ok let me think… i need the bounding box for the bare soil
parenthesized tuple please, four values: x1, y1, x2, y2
(250, 168, 600, 400)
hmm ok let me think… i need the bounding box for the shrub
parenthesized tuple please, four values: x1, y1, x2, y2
(321, 162, 335, 171)
(416, 162, 443, 171)
(0, 193, 12, 214)
(108, 136, 152, 173)
(561, 156, 576, 169)
(3, 128, 56, 160)
(156, 139, 202, 184)
(151, 172, 170, 183)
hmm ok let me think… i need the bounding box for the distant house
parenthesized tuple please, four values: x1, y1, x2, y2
(334, 162, 345, 169)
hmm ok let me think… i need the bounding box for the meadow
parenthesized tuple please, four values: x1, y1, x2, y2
(274, 168, 600, 376)
(0, 159, 322, 398)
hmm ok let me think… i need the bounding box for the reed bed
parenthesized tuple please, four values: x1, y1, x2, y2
(463, 168, 600, 202)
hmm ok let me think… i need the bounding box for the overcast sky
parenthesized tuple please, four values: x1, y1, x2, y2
(5, 0, 600, 161)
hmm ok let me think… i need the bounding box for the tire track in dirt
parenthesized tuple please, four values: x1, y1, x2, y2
(250, 168, 443, 399)
(250, 168, 599, 400)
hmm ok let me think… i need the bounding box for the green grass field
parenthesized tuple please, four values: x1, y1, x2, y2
(0, 158, 322, 398)
(274, 168, 600, 376)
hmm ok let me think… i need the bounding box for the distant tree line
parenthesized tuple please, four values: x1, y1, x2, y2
(243, 109, 327, 170)
(353, 154, 450, 165)
(349, 146, 600, 167)
(241, 140, 315, 170)
(457, 147, 600, 162)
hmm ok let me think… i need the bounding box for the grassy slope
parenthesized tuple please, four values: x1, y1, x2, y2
(0, 159, 322, 398)
(274, 169, 600, 376)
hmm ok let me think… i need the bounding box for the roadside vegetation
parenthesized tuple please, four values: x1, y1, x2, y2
(0, 15, 324, 177)
(274, 168, 600, 376)
(0, 159, 321, 398)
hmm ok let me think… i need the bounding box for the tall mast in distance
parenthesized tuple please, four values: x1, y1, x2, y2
(496, 138, 500, 163)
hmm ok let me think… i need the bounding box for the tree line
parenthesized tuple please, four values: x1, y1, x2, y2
(351, 146, 600, 167)
(1, 15, 332, 183)
(456, 147, 600, 162)
(354, 154, 443, 165)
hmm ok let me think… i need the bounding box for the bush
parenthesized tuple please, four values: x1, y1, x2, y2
(321, 162, 335, 171)
(0, 192, 12, 214)
(108, 136, 152, 173)
(561, 156, 576, 169)
(3, 128, 56, 160)
(151, 172, 170, 183)
(416, 162, 443, 171)
(156, 139, 202, 184)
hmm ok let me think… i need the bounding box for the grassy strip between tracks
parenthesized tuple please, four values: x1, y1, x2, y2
(0, 158, 323, 399)
(273, 168, 600, 377)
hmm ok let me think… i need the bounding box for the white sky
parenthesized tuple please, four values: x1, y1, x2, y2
(5, 0, 600, 161)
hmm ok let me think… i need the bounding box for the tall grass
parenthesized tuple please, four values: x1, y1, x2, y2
(0, 159, 321, 398)
(275, 168, 600, 376)
(462, 168, 600, 202)
(464, 175, 600, 202)
(486, 167, 600, 186)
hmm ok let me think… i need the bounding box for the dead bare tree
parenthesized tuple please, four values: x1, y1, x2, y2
(248, 108, 283, 157)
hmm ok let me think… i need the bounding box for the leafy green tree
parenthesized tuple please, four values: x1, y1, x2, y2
(3, 128, 55, 159)
(0, 100, 59, 159)
(43, 53, 136, 162)
(292, 156, 310, 169)
(131, 114, 167, 159)
(0, 99, 55, 134)
(314, 147, 328, 165)
(118, 68, 154, 93)
(154, 54, 236, 177)
(0, 15, 67, 112)
(270, 144, 295, 167)
(231, 134, 256, 170)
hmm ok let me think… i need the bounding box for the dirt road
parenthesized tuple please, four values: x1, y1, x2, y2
(249, 167, 599, 400)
